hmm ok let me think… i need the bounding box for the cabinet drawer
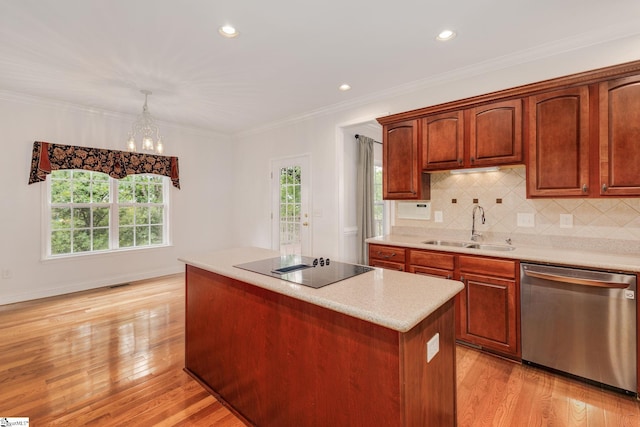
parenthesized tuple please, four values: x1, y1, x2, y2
(369, 244, 406, 263)
(370, 259, 405, 271)
(409, 250, 455, 270)
(409, 265, 454, 279)
(459, 255, 517, 279)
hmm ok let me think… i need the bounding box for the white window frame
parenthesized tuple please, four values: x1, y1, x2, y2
(42, 171, 171, 260)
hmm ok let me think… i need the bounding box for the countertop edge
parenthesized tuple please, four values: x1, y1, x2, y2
(179, 247, 464, 333)
(367, 236, 640, 273)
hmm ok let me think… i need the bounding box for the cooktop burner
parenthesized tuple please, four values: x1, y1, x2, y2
(234, 255, 373, 289)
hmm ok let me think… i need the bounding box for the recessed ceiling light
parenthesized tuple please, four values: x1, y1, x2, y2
(436, 29, 456, 41)
(219, 25, 239, 38)
(339, 84, 351, 91)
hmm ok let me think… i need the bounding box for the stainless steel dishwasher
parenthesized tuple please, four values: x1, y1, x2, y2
(521, 263, 637, 395)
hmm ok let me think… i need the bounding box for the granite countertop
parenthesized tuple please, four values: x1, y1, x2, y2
(179, 247, 464, 333)
(367, 234, 640, 273)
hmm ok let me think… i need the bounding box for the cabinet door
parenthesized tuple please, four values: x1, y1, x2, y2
(459, 273, 519, 357)
(469, 99, 523, 167)
(527, 87, 590, 197)
(421, 111, 464, 170)
(383, 120, 422, 199)
(599, 75, 640, 196)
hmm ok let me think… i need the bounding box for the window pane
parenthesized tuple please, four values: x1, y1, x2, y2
(135, 207, 149, 224)
(72, 180, 91, 203)
(149, 184, 163, 203)
(119, 227, 134, 247)
(135, 183, 148, 203)
(93, 207, 109, 227)
(118, 183, 134, 203)
(51, 230, 71, 255)
(150, 225, 163, 244)
(119, 207, 134, 226)
(73, 208, 91, 228)
(92, 181, 109, 202)
(72, 170, 90, 181)
(136, 225, 149, 245)
(51, 207, 71, 230)
(51, 180, 71, 203)
(149, 207, 163, 224)
(93, 228, 109, 251)
(73, 229, 91, 252)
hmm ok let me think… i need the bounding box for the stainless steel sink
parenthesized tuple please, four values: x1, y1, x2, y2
(422, 240, 515, 251)
(421, 240, 470, 247)
(465, 243, 516, 252)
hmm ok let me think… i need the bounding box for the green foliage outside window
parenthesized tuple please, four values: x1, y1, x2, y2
(49, 171, 166, 256)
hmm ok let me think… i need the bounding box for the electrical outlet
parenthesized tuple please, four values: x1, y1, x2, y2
(426, 333, 440, 363)
(434, 211, 443, 223)
(517, 213, 535, 228)
(559, 214, 573, 228)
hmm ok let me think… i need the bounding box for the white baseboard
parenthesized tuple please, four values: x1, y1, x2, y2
(0, 266, 184, 305)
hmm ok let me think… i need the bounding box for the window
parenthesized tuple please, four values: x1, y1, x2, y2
(46, 170, 169, 257)
(373, 164, 384, 237)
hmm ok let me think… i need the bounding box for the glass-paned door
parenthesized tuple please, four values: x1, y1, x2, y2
(271, 156, 310, 256)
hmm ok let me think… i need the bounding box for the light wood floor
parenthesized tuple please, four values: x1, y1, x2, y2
(1, 274, 638, 426)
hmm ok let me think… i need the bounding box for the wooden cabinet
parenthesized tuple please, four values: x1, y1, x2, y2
(408, 249, 454, 279)
(421, 111, 464, 170)
(382, 120, 430, 200)
(527, 86, 591, 197)
(368, 244, 406, 271)
(599, 75, 640, 196)
(422, 99, 523, 171)
(403, 246, 520, 359)
(458, 256, 519, 358)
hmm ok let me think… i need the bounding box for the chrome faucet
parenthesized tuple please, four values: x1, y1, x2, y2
(471, 205, 485, 241)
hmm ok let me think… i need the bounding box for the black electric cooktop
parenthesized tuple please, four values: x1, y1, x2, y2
(234, 255, 374, 289)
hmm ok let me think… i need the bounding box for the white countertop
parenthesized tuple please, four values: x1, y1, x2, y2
(179, 247, 464, 333)
(367, 234, 640, 273)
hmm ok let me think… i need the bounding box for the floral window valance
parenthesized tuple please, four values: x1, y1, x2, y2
(28, 141, 180, 189)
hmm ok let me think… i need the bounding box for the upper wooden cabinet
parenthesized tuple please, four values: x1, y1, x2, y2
(422, 99, 523, 171)
(382, 120, 430, 200)
(599, 75, 640, 196)
(527, 86, 591, 197)
(421, 111, 464, 170)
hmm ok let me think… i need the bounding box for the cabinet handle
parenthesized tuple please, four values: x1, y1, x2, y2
(470, 157, 475, 164)
(377, 251, 396, 259)
(457, 158, 463, 165)
(582, 184, 588, 193)
(446, 274, 452, 280)
(460, 275, 465, 282)
(602, 184, 608, 192)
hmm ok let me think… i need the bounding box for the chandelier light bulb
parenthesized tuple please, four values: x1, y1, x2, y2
(126, 90, 166, 154)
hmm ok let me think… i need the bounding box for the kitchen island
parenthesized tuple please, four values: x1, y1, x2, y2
(180, 247, 464, 427)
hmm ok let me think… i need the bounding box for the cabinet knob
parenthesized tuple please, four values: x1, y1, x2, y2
(582, 184, 588, 193)
(602, 184, 608, 192)
(470, 157, 475, 164)
(460, 275, 465, 282)
(457, 158, 463, 165)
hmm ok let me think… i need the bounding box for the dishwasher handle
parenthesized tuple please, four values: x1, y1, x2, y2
(523, 269, 629, 289)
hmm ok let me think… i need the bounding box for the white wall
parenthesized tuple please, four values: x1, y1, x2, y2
(0, 94, 234, 304)
(230, 35, 640, 260)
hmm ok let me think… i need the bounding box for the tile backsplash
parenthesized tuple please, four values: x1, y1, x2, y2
(393, 166, 640, 244)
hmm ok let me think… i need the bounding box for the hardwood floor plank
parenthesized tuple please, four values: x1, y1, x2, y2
(1, 274, 639, 426)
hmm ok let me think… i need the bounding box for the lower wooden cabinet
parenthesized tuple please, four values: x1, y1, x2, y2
(368, 244, 406, 271)
(370, 244, 521, 360)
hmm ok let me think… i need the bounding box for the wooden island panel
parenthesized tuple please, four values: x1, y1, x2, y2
(185, 265, 456, 427)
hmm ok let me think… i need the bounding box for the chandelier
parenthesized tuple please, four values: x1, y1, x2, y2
(126, 90, 164, 154)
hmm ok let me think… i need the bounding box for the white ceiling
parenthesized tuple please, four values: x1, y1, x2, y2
(1, 0, 639, 135)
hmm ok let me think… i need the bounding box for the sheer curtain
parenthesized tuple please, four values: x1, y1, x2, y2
(356, 135, 375, 264)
